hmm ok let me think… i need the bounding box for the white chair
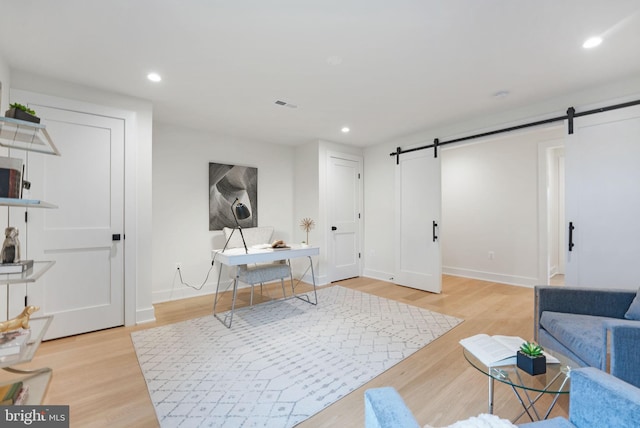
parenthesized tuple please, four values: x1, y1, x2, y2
(213, 226, 292, 327)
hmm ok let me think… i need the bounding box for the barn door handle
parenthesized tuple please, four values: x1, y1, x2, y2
(432, 221, 438, 242)
(568, 222, 575, 252)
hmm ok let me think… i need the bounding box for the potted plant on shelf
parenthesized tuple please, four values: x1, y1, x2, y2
(5, 103, 40, 124)
(517, 341, 547, 375)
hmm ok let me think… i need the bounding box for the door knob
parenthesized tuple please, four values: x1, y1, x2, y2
(331, 226, 337, 231)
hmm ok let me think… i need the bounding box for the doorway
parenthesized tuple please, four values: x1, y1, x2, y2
(12, 90, 127, 339)
(327, 152, 362, 282)
(546, 146, 565, 285)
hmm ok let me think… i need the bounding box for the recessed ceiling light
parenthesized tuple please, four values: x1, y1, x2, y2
(582, 36, 603, 49)
(147, 72, 162, 82)
(341, 127, 350, 133)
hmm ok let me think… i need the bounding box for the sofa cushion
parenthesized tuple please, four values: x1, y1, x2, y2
(539, 312, 607, 369)
(624, 288, 640, 320)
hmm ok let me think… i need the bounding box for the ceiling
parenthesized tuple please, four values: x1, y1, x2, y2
(1, 1, 639, 147)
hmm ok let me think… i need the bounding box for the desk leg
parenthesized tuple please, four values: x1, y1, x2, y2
(291, 255, 317, 305)
(213, 265, 224, 315)
(213, 262, 239, 328)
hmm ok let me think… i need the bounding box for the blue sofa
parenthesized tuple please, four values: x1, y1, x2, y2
(364, 368, 640, 428)
(534, 286, 640, 388)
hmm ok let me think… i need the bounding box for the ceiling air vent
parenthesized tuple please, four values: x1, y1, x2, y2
(274, 100, 298, 108)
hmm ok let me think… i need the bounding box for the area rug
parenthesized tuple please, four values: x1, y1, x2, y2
(131, 285, 463, 427)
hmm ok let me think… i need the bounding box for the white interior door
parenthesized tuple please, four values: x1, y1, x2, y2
(20, 99, 125, 339)
(395, 149, 442, 293)
(565, 104, 640, 288)
(328, 153, 362, 282)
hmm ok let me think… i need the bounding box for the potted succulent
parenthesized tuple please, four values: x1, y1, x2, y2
(517, 341, 546, 375)
(5, 103, 40, 124)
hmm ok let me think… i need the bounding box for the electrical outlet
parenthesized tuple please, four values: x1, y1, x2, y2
(175, 262, 182, 270)
(488, 251, 495, 260)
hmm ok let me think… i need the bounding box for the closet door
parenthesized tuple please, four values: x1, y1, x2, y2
(13, 90, 126, 339)
(565, 104, 640, 289)
(394, 149, 441, 293)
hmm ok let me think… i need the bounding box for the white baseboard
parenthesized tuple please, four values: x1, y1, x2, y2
(152, 272, 330, 305)
(136, 306, 157, 325)
(153, 283, 218, 304)
(300, 272, 329, 286)
(442, 266, 538, 288)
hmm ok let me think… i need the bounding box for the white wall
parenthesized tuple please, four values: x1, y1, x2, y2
(0, 52, 9, 112)
(152, 123, 295, 302)
(441, 126, 563, 286)
(294, 142, 320, 245)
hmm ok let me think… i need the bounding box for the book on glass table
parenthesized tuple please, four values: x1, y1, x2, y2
(460, 334, 559, 367)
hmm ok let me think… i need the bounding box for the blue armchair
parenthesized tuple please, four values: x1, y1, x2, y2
(534, 286, 640, 388)
(364, 368, 640, 428)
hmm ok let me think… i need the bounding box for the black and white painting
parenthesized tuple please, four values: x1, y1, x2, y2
(209, 163, 258, 230)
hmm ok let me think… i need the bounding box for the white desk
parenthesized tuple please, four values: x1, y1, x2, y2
(211, 245, 319, 327)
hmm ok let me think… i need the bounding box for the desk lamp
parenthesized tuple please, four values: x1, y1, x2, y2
(231, 198, 251, 253)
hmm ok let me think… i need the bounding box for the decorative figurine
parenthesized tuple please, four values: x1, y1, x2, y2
(1, 227, 20, 264)
(300, 217, 315, 245)
(0, 305, 39, 333)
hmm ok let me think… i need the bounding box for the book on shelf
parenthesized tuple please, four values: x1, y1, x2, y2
(0, 328, 31, 357)
(460, 334, 559, 367)
(13, 384, 29, 405)
(0, 259, 34, 274)
(0, 156, 22, 199)
(0, 381, 23, 405)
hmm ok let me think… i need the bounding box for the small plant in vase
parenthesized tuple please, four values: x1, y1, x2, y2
(517, 341, 546, 375)
(5, 103, 40, 123)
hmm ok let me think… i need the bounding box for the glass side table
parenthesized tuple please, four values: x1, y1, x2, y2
(463, 348, 579, 422)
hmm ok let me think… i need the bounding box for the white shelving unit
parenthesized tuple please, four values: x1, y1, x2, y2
(0, 198, 58, 209)
(0, 115, 59, 404)
(0, 316, 53, 405)
(0, 261, 56, 286)
(0, 116, 60, 156)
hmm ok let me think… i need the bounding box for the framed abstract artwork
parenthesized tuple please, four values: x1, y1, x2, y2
(209, 162, 258, 230)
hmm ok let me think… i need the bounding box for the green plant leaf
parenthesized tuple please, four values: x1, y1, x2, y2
(9, 102, 36, 116)
(519, 341, 544, 357)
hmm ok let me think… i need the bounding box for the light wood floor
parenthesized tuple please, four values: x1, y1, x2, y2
(2, 275, 569, 427)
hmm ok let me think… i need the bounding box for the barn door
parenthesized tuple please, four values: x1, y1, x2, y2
(395, 149, 441, 293)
